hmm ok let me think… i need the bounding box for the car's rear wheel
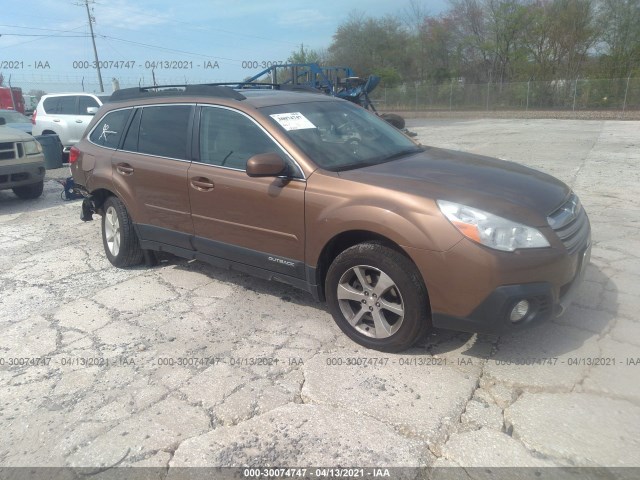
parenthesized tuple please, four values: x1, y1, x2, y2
(102, 196, 143, 267)
(325, 242, 430, 352)
(12, 181, 44, 199)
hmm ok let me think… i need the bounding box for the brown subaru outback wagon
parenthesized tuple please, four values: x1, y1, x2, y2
(70, 84, 591, 352)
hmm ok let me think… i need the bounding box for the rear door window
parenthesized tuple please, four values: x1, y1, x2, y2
(57, 96, 77, 115)
(137, 105, 192, 160)
(42, 97, 59, 114)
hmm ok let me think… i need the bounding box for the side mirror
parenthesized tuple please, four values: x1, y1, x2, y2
(246, 153, 287, 178)
(87, 107, 99, 115)
(0, 118, 5, 126)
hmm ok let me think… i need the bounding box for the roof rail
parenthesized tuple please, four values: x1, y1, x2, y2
(110, 84, 246, 102)
(205, 82, 324, 94)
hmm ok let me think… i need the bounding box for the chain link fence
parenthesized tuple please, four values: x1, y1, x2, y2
(372, 77, 640, 115)
(4, 73, 639, 117)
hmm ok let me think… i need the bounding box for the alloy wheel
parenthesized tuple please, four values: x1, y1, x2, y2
(336, 265, 405, 338)
(104, 205, 121, 257)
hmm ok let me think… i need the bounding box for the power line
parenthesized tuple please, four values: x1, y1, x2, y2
(0, 24, 88, 49)
(89, 0, 300, 47)
(0, 33, 89, 37)
(0, 24, 86, 33)
(96, 34, 242, 64)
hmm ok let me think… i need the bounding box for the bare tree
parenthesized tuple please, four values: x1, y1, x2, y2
(449, 0, 493, 82)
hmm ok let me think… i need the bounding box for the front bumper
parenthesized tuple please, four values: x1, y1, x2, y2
(430, 242, 591, 335)
(405, 230, 592, 335)
(0, 160, 46, 190)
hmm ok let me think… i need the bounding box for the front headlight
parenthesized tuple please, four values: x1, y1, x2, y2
(437, 200, 550, 252)
(23, 140, 42, 155)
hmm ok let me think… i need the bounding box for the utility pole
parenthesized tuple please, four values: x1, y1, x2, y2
(81, 0, 104, 92)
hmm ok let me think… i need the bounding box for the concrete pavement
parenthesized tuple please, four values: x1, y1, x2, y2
(0, 119, 638, 476)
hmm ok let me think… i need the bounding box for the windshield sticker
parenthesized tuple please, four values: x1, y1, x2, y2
(270, 112, 316, 131)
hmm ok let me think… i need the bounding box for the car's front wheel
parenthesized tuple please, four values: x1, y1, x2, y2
(102, 196, 143, 267)
(12, 181, 43, 199)
(325, 242, 430, 352)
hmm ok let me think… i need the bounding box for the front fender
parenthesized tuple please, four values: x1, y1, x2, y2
(306, 202, 461, 267)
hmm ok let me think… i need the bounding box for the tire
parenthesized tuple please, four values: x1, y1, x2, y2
(325, 242, 430, 352)
(101, 196, 143, 267)
(380, 113, 405, 130)
(12, 181, 44, 199)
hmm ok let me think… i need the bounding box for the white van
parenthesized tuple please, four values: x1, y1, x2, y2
(23, 94, 39, 115)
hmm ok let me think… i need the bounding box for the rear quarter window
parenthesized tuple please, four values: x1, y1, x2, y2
(89, 109, 131, 149)
(42, 97, 59, 114)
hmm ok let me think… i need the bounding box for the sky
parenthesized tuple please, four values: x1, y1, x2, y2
(1, 0, 447, 93)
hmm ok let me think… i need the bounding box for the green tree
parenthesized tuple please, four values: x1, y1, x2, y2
(448, 0, 494, 82)
(327, 12, 413, 82)
(485, 0, 531, 83)
(553, 0, 599, 79)
(597, 0, 640, 78)
(420, 16, 459, 83)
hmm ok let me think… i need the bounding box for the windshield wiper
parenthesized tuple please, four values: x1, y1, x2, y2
(378, 147, 424, 162)
(337, 147, 424, 171)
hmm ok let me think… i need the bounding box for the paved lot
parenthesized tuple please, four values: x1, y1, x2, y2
(0, 119, 639, 475)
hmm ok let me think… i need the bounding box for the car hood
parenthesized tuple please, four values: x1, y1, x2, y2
(0, 125, 35, 141)
(337, 146, 570, 226)
(6, 122, 33, 134)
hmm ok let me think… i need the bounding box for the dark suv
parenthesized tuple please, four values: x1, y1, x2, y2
(70, 85, 591, 352)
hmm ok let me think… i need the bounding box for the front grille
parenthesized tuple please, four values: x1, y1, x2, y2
(0, 142, 15, 161)
(547, 193, 590, 254)
(11, 172, 28, 182)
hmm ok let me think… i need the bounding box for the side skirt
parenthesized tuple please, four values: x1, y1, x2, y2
(138, 238, 322, 301)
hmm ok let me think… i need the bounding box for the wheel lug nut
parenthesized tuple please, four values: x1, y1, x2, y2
(372, 294, 377, 298)
(364, 291, 369, 296)
(361, 299, 367, 304)
(369, 306, 373, 311)
(376, 302, 380, 307)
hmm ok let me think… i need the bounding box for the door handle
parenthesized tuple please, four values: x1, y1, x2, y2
(190, 177, 215, 191)
(53, 119, 61, 123)
(116, 163, 134, 175)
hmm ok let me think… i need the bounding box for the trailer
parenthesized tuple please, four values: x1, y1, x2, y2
(0, 86, 25, 114)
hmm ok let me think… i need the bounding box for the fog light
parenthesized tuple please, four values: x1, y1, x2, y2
(510, 300, 530, 323)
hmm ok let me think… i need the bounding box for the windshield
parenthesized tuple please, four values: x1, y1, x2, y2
(260, 101, 422, 171)
(0, 111, 30, 123)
